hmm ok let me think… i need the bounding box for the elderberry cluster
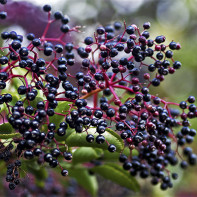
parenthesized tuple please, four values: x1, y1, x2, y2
(6, 160, 21, 190)
(0, 3, 196, 192)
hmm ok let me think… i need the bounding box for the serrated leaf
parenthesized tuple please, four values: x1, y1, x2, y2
(69, 168, 98, 197)
(91, 163, 140, 192)
(72, 147, 99, 165)
(65, 127, 124, 152)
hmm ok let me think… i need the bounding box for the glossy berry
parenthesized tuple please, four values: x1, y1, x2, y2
(86, 134, 94, 143)
(43, 4, 51, 12)
(108, 144, 116, 152)
(96, 135, 105, 144)
(61, 169, 68, 176)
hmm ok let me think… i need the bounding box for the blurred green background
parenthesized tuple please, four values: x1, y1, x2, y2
(1, 0, 197, 196)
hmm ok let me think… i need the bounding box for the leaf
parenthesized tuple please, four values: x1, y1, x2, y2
(0, 122, 14, 134)
(23, 96, 43, 109)
(0, 104, 5, 113)
(49, 101, 72, 127)
(69, 168, 98, 197)
(65, 127, 124, 152)
(0, 123, 20, 139)
(72, 147, 100, 165)
(0, 133, 21, 139)
(94, 148, 104, 156)
(91, 163, 140, 192)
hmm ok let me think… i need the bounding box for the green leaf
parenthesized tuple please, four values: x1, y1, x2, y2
(91, 163, 140, 192)
(0, 104, 5, 113)
(49, 101, 72, 127)
(72, 147, 100, 165)
(0, 123, 20, 139)
(23, 96, 43, 108)
(65, 127, 124, 152)
(0, 133, 21, 139)
(0, 122, 14, 134)
(94, 148, 104, 156)
(69, 168, 98, 197)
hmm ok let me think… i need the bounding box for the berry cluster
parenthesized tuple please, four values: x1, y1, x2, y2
(6, 160, 21, 190)
(0, 3, 196, 191)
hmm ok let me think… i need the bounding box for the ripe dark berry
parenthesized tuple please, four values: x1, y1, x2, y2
(3, 94, 12, 103)
(143, 22, 151, 29)
(151, 78, 160, 86)
(84, 37, 94, 45)
(63, 152, 72, 160)
(172, 173, 178, 180)
(96, 135, 105, 144)
(61, 169, 68, 176)
(114, 22, 122, 30)
(49, 159, 58, 168)
(54, 11, 63, 20)
(123, 161, 132, 170)
(0, 0, 7, 5)
(108, 144, 116, 152)
(26, 33, 35, 40)
(173, 61, 181, 69)
(33, 148, 42, 156)
(97, 27, 105, 35)
(32, 38, 41, 46)
(62, 16, 70, 24)
(61, 24, 70, 33)
(24, 150, 34, 159)
(165, 50, 173, 58)
(180, 160, 188, 169)
(43, 4, 51, 12)
(44, 153, 53, 162)
(188, 96, 195, 103)
(155, 35, 165, 43)
(57, 127, 66, 136)
(188, 154, 197, 165)
(160, 183, 168, 190)
(126, 26, 135, 34)
(86, 134, 94, 143)
(169, 41, 177, 50)
(119, 154, 127, 163)
(179, 101, 187, 109)
(94, 110, 103, 118)
(9, 182, 16, 190)
(0, 11, 7, 19)
(106, 108, 115, 117)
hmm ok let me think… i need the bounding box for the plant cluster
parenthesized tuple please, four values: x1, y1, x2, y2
(0, 2, 196, 193)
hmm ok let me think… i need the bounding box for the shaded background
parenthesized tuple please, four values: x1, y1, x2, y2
(1, 0, 197, 196)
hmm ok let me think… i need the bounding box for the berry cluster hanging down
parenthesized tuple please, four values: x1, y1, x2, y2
(0, 2, 196, 191)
